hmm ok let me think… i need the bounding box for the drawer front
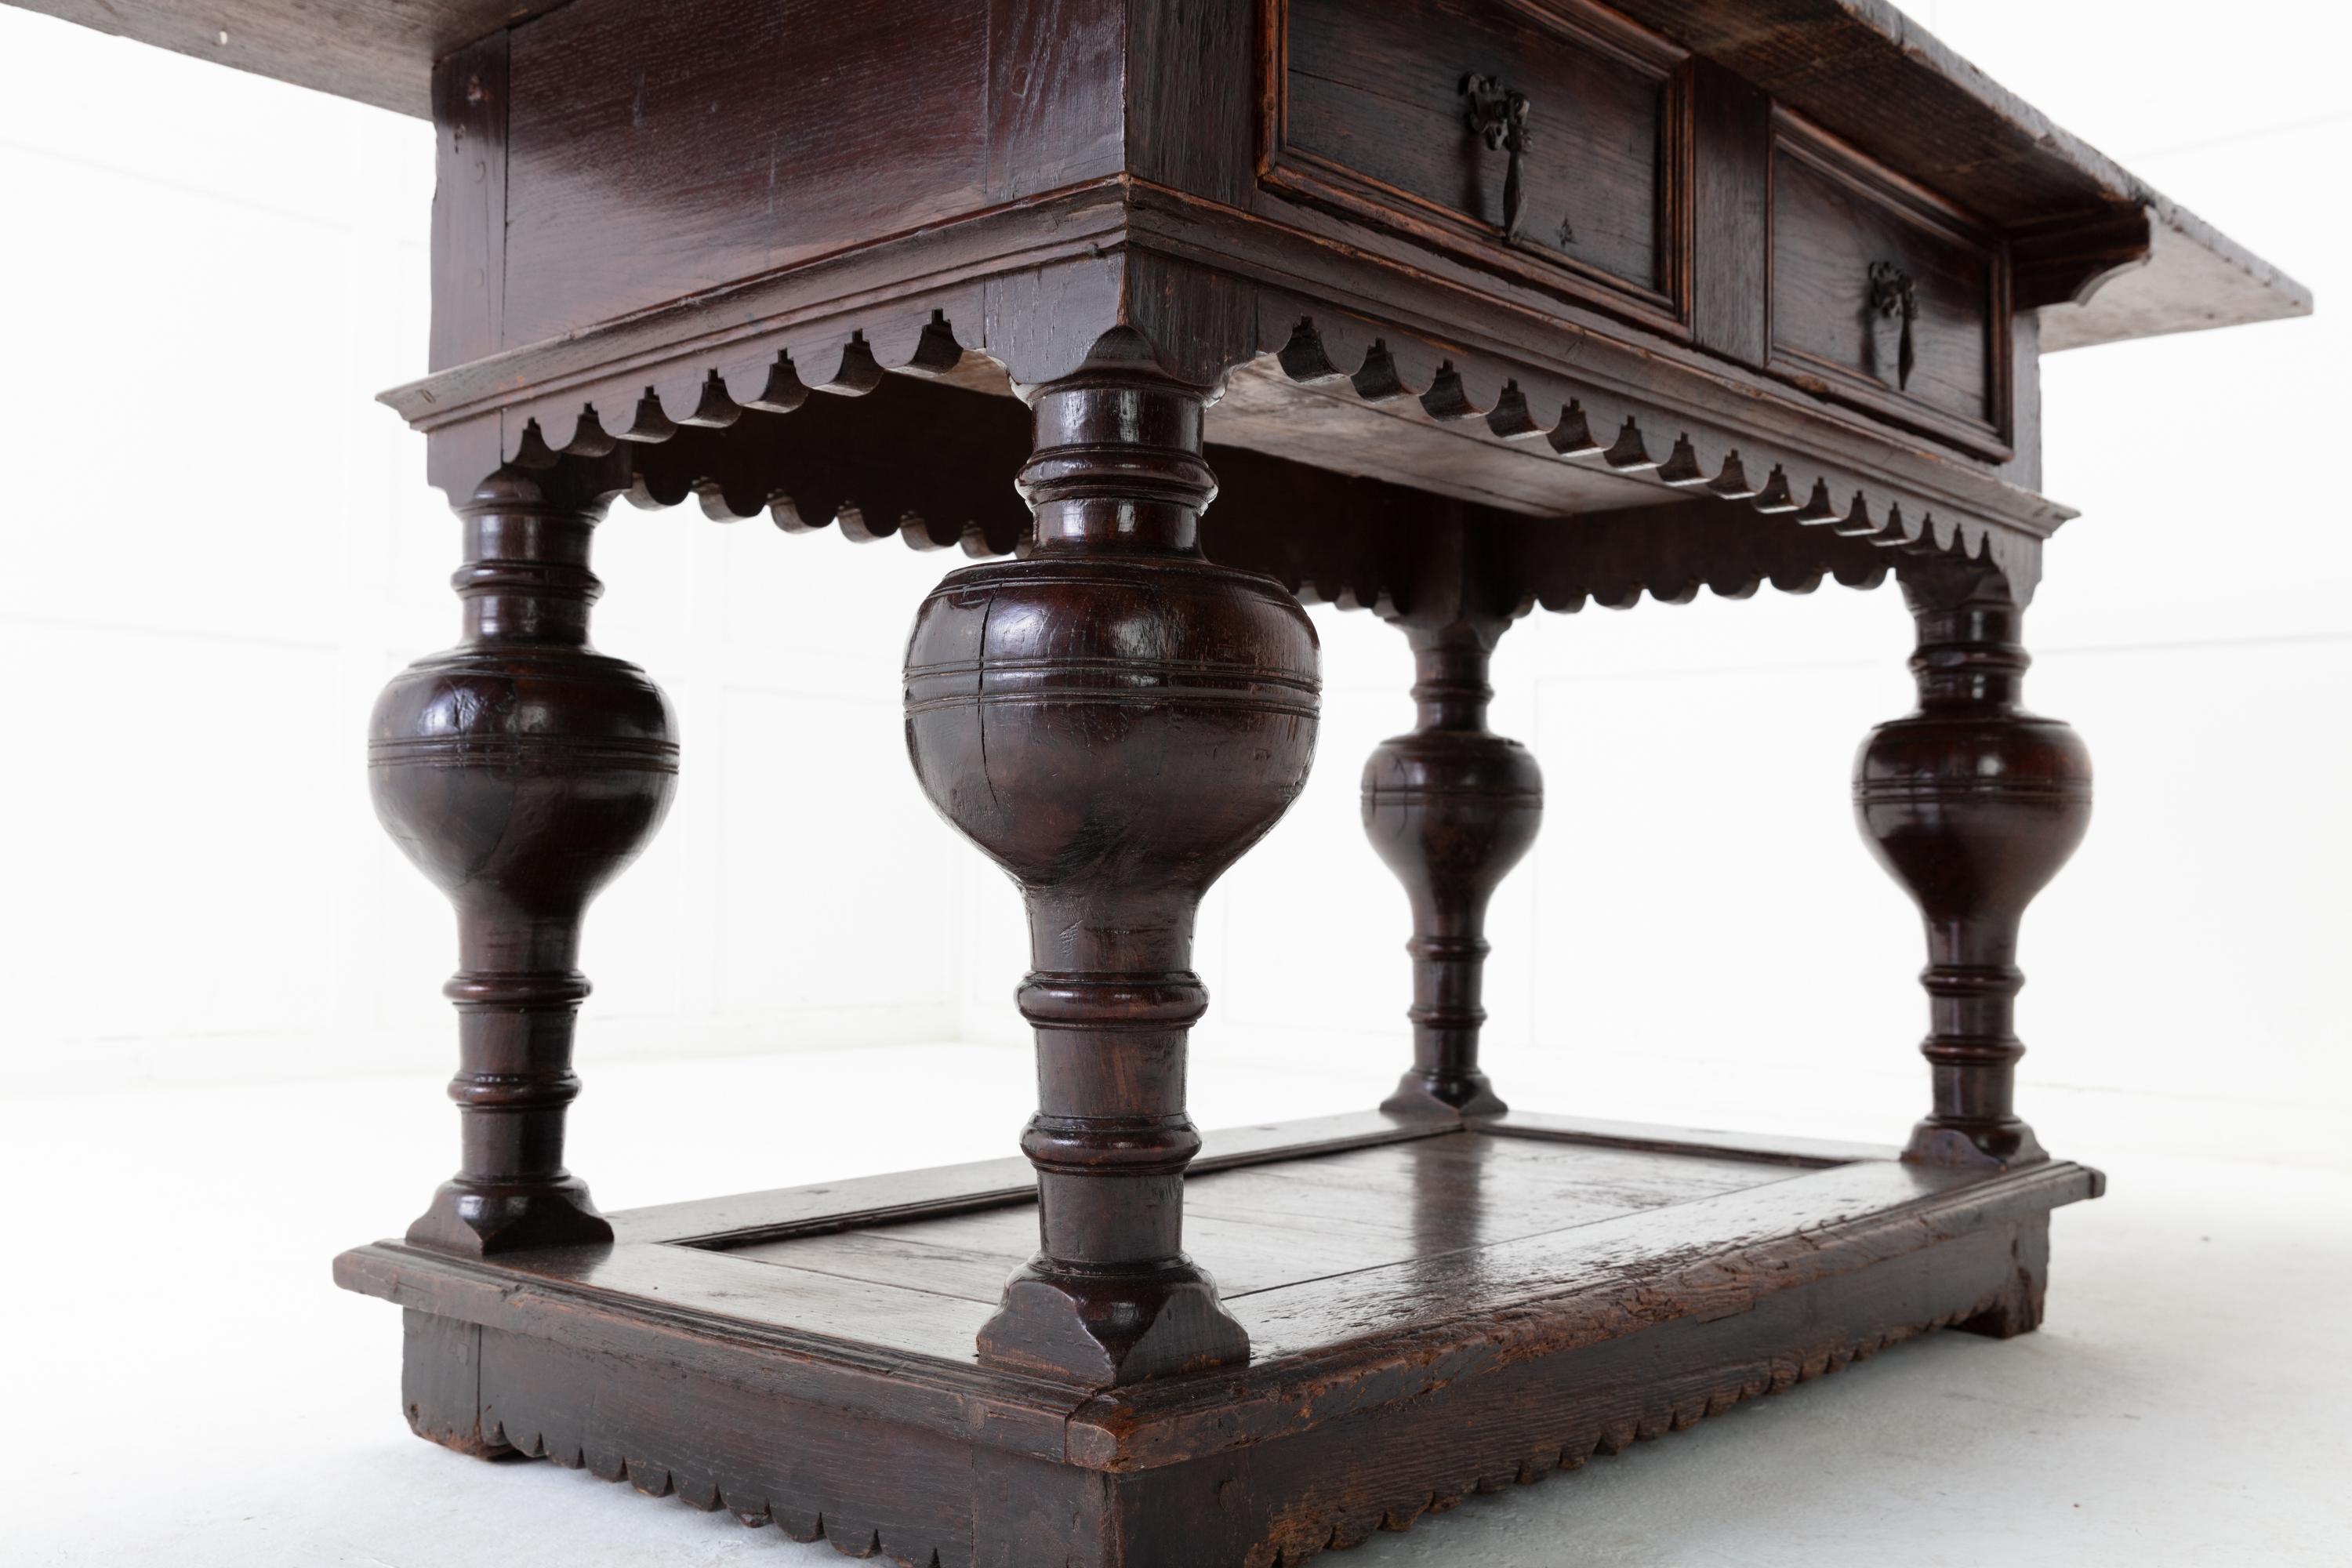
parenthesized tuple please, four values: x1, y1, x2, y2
(1269, 0, 1686, 322)
(1769, 117, 2010, 456)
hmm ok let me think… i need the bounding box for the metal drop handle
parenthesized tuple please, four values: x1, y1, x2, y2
(1461, 74, 1531, 244)
(1870, 261, 1920, 390)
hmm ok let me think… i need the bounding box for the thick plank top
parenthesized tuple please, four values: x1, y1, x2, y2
(12, 0, 2305, 349)
(5, 0, 560, 116)
(1602, 0, 2309, 349)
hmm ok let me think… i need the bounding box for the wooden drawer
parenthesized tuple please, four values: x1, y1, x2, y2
(1769, 114, 2011, 457)
(1267, 0, 1686, 325)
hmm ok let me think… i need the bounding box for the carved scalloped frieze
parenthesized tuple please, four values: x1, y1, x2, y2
(504, 306, 992, 470)
(500, 370, 1033, 559)
(1193, 450, 1897, 623)
(393, 289, 2047, 604)
(476, 365, 1979, 622)
(1254, 311, 2047, 601)
(1209, 499, 1891, 620)
(382, 199, 2065, 598)
(1501, 501, 1893, 615)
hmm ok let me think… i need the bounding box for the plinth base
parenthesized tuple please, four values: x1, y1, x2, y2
(334, 1111, 2100, 1568)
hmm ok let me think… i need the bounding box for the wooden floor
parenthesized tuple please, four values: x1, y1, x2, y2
(720, 1131, 1792, 1310)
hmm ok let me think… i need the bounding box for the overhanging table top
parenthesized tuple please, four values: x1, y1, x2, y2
(10, 0, 2308, 352)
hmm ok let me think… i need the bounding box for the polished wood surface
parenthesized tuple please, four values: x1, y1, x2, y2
(500, 0, 1005, 350)
(368, 466, 677, 1255)
(1272, 0, 1684, 318)
(1768, 111, 2010, 456)
(1857, 557, 2092, 1169)
(1360, 512, 1543, 1117)
(726, 1131, 1776, 1302)
(12, 0, 2303, 350)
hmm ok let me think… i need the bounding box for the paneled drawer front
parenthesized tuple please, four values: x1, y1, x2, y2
(1769, 116, 2010, 456)
(1270, 0, 1685, 322)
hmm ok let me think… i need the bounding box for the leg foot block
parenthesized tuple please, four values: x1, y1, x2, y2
(405, 1178, 615, 1257)
(978, 1265, 1250, 1386)
(1952, 1213, 2052, 1339)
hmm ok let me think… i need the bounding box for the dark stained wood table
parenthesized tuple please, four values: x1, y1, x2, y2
(14, 2, 2309, 1563)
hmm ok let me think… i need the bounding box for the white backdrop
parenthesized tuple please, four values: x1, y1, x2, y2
(2, 1, 2344, 1176)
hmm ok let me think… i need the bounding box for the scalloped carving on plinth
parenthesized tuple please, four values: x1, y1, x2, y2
(475, 1415, 951, 1566)
(446, 1294, 2007, 1568)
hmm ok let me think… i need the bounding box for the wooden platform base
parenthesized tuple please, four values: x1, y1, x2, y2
(334, 1112, 2101, 1567)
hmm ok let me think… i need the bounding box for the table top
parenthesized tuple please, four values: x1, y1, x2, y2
(12, 0, 2314, 611)
(13, 0, 2304, 354)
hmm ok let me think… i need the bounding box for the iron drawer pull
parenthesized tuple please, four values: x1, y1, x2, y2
(1869, 260, 1920, 390)
(1461, 73, 1531, 243)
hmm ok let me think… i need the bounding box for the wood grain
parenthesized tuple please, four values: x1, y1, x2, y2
(1276, 0, 1681, 310)
(1359, 509, 1543, 1116)
(9, 0, 2310, 377)
(902, 332, 1319, 1386)
(501, 0, 993, 347)
(429, 32, 506, 372)
(987, 0, 1126, 201)
(1769, 113, 2009, 455)
(728, 1136, 1780, 1303)
(1689, 55, 1770, 365)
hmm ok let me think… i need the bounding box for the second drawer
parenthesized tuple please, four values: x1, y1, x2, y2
(1769, 112, 2010, 457)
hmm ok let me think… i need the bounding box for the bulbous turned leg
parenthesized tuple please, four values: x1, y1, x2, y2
(1364, 618, 1541, 1117)
(1854, 559, 2089, 1170)
(904, 332, 1318, 1386)
(371, 469, 677, 1254)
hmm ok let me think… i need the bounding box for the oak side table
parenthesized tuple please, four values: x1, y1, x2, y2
(14, 1, 2309, 1563)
